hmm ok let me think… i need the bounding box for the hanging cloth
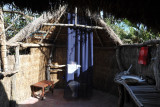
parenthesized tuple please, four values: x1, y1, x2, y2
(138, 47, 148, 65)
(66, 13, 93, 82)
(67, 13, 76, 81)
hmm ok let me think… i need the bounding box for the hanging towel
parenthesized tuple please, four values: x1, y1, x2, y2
(138, 47, 148, 65)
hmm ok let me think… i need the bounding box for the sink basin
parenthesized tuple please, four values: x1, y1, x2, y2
(121, 75, 145, 83)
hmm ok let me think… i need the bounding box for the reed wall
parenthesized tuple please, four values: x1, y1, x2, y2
(119, 46, 156, 79)
(0, 47, 50, 106)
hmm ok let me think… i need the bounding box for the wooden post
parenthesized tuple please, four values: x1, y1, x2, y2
(10, 74, 17, 107)
(118, 84, 125, 107)
(14, 46, 20, 71)
(0, 56, 1, 72)
(153, 44, 160, 90)
(0, 6, 8, 72)
(75, 7, 77, 25)
(46, 47, 55, 80)
(116, 47, 124, 72)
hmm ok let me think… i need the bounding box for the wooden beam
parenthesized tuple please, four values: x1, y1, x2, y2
(121, 39, 160, 47)
(7, 42, 117, 50)
(44, 44, 117, 49)
(43, 23, 104, 30)
(37, 44, 117, 49)
(49, 64, 66, 68)
(32, 36, 54, 40)
(35, 31, 47, 34)
(20, 43, 54, 48)
(121, 81, 144, 107)
(50, 69, 63, 73)
(0, 7, 8, 72)
(6, 43, 19, 46)
(0, 70, 18, 77)
(6, 42, 54, 47)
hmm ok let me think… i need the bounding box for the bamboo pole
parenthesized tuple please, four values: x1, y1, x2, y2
(0, 6, 8, 72)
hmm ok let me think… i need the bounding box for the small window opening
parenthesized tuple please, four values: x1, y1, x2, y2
(19, 47, 30, 55)
(8, 47, 15, 55)
(8, 47, 30, 55)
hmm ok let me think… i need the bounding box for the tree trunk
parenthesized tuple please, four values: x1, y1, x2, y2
(0, 6, 7, 72)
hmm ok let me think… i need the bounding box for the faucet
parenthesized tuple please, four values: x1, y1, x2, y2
(124, 64, 132, 75)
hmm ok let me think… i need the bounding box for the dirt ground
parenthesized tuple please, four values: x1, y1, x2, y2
(18, 89, 119, 107)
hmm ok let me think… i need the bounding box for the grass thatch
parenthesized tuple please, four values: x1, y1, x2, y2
(92, 16, 123, 45)
(7, 5, 123, 46)
(1, 0, 160, 32)
(7, 5, 67, 44)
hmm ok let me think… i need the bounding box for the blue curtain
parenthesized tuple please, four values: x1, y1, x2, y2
(67, 13, 93, 82)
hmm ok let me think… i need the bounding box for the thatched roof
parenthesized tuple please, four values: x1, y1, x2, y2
(7, 5, 67, 44)
(92, 17, 123, 45)
(1, 0, 160, 32)
(6, 5, 123, 46)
